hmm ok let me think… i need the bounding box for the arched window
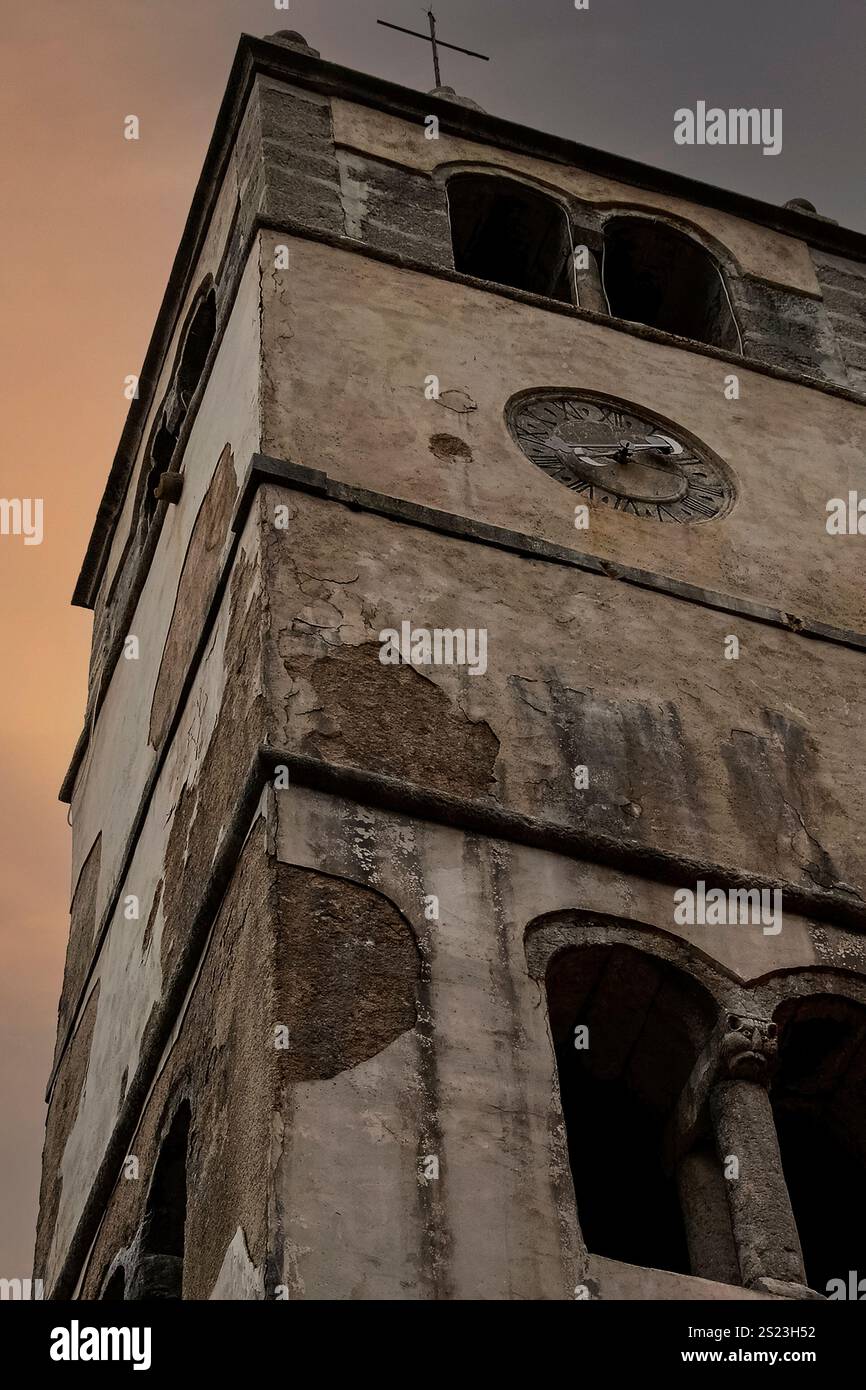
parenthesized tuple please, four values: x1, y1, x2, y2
(143, 284, 216, 521)
(130, 1102, 191, 1300)
(175, 287, 216, 411)
(601, 216, 739, 350)
(771, 997, 866, 1293)
(447, 173, 574, 303)
(547, 943, 718, 1275)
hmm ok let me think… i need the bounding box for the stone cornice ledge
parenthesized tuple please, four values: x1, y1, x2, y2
(238, 453, 866, 653)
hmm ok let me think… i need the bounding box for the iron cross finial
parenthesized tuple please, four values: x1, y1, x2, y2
(377, 9, 490, 89)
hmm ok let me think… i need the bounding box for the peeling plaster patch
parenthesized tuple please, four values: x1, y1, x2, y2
(336, 150, 370, 241)
(149, 445, 238, 751)
(429, 433, 472, 462)
(721, 716, 849, 893)
(161, 551, 264, 986)
(53, 835, 102, 1064)
(811, 923, 866, 971)
(276, 644, 500, 801)
(209, 1225, 266, 1300)
(346, 806, 381, 884)
(37, 984, 101, 1282)
(273, 864, 422, 1081)
(141, 880, 163, 962)
(436, 388, 477, 415)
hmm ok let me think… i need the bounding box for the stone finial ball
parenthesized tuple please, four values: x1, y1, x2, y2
(267, 31, 321, 56)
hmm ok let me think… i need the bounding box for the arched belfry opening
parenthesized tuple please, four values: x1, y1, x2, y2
(447, 172, 574, 303)
(601, 216, 739, 350)
(771, 996, 866, 1293)
(546, 943, 717, 1276)
(132, 1101, 191, 1299)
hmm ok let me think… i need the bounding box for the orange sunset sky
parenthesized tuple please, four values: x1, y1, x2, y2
(2, 0, 864, 1280)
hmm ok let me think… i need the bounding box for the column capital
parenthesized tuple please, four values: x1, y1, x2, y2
(717, 1012, 779, 1085)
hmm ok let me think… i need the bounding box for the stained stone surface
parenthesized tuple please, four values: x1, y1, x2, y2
(37, 35, 866, 1303)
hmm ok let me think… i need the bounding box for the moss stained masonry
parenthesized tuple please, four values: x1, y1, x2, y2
(72, 34, 866, 617)
(40, 32, 866, 1299)
(39, 464, 866, 1297)
(66, 99, 866, 810)
(38, 514, 267, 1294)
(257, 233, 866, 634)
(63, 39, 866, 807)
(258, 484, 865, 903)
(269, 787, 866, 1300)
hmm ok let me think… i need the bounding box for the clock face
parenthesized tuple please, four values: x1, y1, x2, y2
(507, 391, 734, 522)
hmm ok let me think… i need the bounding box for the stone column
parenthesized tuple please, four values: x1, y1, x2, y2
(676, 1144, 740, 1286)
(573, 249, 607, 313)
(709, 1014, 818, 1298)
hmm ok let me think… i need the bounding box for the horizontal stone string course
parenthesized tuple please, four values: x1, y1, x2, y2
(62, 440, 866, 813)
(236, 452, 866, 652)
(47, 738, 866, 1298)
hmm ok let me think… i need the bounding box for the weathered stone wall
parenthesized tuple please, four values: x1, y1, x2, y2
(268, 782, 863, 1299)
(68, 244, 262, 912)
(37, 506, 266, 1294)
(45, 49, 866, 1301)
(327, 97, 821, 293)
(732, 276, 848, 385)
(52, 835, 101, 1071)
(260, 232, 866, 635)
(812, 250, 866, 395)
(77, 829, 275, 1301)
(335, 147, 454, 266)
(260, 484, 866, 908)
(258, 77, 344, 235)
(148, 444, 238, 750)
(34, 986, 101, 1288)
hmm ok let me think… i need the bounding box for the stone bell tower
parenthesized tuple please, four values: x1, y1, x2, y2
(37, 29, 866, 1300)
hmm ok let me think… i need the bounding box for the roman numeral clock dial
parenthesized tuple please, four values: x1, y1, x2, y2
(506, 391, 735, 522)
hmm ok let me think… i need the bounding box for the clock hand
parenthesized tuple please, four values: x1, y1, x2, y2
(574, 442, 675, 469)
(645, 432, 684, 456)
(547, 435, 686, 470)
(575, 436, 686, 469)
(571, 435, 684, 456)
(569, 443, 628, 454)
(574, 448, 624, 468)
(545, 438, 619, 463)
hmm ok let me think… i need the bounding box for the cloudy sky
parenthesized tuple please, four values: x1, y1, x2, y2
(1, 0, 864, 1279)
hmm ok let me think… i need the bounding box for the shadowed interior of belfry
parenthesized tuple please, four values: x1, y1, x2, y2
(448, 172, 574, 302)
(549, 945, 713, 1276)
(771, 1001, 866, 1291)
